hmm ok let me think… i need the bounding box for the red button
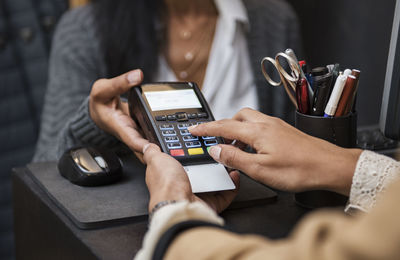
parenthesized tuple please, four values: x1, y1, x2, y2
(170, 149, 185, 156)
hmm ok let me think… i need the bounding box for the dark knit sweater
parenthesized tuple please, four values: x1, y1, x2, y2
(33, 0, 301, 162)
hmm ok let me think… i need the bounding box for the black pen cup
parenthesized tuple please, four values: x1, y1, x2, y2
(294, 111, 357, 208)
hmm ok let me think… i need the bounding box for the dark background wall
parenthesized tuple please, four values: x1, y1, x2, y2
(287, 0, 397, 126)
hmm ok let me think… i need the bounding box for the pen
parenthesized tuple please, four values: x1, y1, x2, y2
(299, 60, 307, 74)
(296, 78, 310, 114)
(346, 69, 361, 113)
(323, 73, 348, 117)
(311, 71, 333, 116)
(334, 75, 357, 117)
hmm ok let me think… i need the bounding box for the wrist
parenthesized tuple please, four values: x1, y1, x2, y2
(149, 185, 194, 212)
(320, 147, 362, 196)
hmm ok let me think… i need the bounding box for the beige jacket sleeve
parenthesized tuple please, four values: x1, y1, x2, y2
(166, 178, 400, 260)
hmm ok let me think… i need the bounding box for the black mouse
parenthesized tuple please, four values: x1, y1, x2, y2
(58, 146, 123, 186)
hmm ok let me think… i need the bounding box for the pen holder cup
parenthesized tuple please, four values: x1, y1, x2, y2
(294, 111, 357, 209)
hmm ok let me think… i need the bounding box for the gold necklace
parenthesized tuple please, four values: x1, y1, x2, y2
(166, 17, 216, 86)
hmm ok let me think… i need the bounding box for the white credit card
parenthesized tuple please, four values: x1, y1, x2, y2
(183, 163, 235, 193)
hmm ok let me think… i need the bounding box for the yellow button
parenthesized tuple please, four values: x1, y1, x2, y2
(188, 148, 204, 155)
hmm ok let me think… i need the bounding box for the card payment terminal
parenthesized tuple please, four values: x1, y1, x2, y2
(128, 82, 235, 193)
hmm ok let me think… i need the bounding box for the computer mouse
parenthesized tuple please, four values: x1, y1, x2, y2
(58, 146, 123, 186)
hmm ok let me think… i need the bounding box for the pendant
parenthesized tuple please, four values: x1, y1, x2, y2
(184, 52, 194, 61)
(180, 30, 192, 40)
(180, 71, 188, 79)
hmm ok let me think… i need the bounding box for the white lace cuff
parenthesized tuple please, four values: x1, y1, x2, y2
(345, 150, 400, 214)
(134, 201, 223, 260)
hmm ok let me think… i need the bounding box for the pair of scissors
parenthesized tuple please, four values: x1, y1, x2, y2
(261, 49, 302, 109)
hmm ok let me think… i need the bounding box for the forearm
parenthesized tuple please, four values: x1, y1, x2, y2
(164, 179, 400, 260)
(33, 7, 120, 162)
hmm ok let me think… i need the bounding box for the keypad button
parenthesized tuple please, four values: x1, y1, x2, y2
(197, 112, 208, 118)
(155, 115, 166, 121)
(188, 113, 197, 119)
(176, 113, 188, 121)
(162, 130, 177, 136)
(183, 135, 199, 141)
(165, 136, 179, 143)
(167, 115, 177, 121)
(202, 136, 216, 140)
(167, 143, 182, 149)
(180, 129, 191, 136)
(177, 123, 191, 129)
(204, 140, 218, 146)
(185, 141, 202, 148)
(188, 148, 204, 155)
(170, 149, 185, 156)
(159, 124, 174, 130)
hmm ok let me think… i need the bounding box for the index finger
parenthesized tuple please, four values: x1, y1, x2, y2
(189, 119, 258, 147)
(232, 108, 271, 123)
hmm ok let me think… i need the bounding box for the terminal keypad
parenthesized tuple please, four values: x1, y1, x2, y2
(155, 112, 218, 157)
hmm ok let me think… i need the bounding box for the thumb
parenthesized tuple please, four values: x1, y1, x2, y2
(92, 69, 143, 102)
(208, 145, 260, 175)
(142, 143, 162, 165)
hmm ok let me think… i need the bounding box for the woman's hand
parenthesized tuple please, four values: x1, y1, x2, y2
(89, 69, 149, 153)
(189, 108, 362, 196)
(143, 144, 240, 213)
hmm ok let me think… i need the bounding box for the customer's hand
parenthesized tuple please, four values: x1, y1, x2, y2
(89, 69, 149, 153)
(189, 108, 362, 196)
(143, 144, 240, 213)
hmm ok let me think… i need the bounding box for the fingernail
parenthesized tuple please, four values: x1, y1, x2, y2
(127, 70, 141, 84)
(209, 146, 221, 161)
(188, 125, 197, 131)
(142, 143, 150, 154)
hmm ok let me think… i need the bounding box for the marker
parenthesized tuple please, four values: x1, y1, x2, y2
(335, 75, 358, 117)
(311, 72, 333, 116)
(323, 73, 348, 117)
(311, 67, 329, 93)
(343, 69, 352, 77)
(296, 78, 310, 114)
(345, 69, 361, 114)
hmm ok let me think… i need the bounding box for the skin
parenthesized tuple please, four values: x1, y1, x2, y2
(165, 0, 218, 87)
(89, 69, 149, 153)
(189, 108, 363, 196)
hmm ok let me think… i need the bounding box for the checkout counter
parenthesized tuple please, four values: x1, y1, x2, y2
(12, 154, 309, 259)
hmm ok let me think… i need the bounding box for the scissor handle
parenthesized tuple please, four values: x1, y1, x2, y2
(261, 57, 281, 87)
(274, 52, 300, 84)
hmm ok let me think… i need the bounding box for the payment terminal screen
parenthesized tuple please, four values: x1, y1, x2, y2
(144, 89, 202, 111)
